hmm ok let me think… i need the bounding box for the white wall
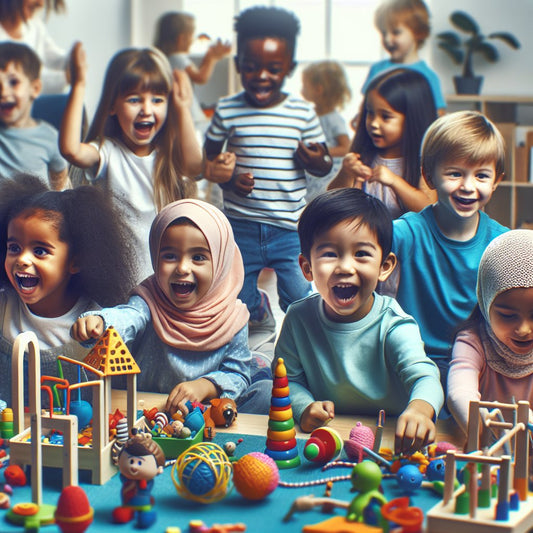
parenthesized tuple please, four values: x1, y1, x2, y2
(42, 0, 533, 121)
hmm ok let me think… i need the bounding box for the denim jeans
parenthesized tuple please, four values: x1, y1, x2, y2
(229, 217, 312, 320)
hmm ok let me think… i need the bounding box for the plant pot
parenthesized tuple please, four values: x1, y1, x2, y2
(453, 75, 483, 95)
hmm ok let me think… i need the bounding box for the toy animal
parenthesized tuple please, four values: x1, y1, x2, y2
(203, 398, 237, 439)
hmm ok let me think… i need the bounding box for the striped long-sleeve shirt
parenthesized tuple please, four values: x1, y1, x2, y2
(205, 92, 326, 230)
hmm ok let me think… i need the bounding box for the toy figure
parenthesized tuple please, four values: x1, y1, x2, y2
(346, 460, 387, 522)
(203, 398, 238, 439)
(112, 429, 165, 529)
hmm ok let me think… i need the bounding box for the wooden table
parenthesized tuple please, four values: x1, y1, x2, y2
(112, 390, 464, 449)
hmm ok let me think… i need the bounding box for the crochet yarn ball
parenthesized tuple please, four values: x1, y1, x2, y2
(233, 452, 279, 500)
(171, 442, 232, 504)
(344, 422, 375, 461)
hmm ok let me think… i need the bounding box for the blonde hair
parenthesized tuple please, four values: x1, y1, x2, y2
(421, 111, 506, 182)
(302, 61, 351, 110)
(154, 11, 195, 56)
(86, 47, 196, 211)
(374, 0, 430, 47)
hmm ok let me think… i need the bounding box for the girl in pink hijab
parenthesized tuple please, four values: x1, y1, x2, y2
(72, 199, 271, 415)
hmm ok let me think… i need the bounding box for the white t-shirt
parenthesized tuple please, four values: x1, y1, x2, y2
(87, 138, 156, 282)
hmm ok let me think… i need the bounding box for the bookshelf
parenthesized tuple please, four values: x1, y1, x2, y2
(446, 95, 533, 229)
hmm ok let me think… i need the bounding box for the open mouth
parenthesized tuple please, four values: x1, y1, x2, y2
(134, 121, 154, 135)
(332, 284, 358, 302)
(510, 338, 533, 350)
(15, 273, 39, 292)
(0, 102, 16, 112)
(454, 196, 477, 206)
(171, 281, 195, 296)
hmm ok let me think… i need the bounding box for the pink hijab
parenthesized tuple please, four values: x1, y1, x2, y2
(133, 199, 249, 351)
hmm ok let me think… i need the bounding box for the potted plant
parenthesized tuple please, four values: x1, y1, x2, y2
(436, 11, 520, 95)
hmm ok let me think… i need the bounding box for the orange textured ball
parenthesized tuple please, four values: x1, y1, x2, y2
(232, 452, 279, 500)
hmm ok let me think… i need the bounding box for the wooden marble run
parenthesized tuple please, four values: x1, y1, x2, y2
(9, 327, 140, 485)
(427, 400, 533, 533)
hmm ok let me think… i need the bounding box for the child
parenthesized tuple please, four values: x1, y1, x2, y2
(329, 68, 437, 219)
(154, 11, 231, 136)
(71, 199, 272, 416)
(59, 43, 202, 282)
(0, 0, 70, 94)
(301, 60, 351, 201)
(0, 173, 137, 403)
(382, 111, 508, 392)
(0, 42, 68, 190)
(448, 230, 533, 435)
(203, 6, 332, 350)
(275, 188, 443, 452)
(361, 0, 445, 115)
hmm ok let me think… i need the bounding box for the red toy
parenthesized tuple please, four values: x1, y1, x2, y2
(54, 485, 94, 533)
(203, 398, 238, 439)
(303, 427, 343, 463)
(3, 464, 26, 486)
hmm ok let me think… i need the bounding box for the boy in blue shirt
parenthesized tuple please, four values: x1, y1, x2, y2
(203, 6, 332, 351)
(275, 188, 443, 453)
(382, 111, 508, 393)
(0, 42, 68, 189)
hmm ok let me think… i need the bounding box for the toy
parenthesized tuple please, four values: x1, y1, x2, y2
(427, 400, 533, 532)
(347, 460, 387, 522)
(344, 421, 375, 462)
(171, 442, 232, 504)
(3, 464, 26, 486)
(380, 497, 424, 533)
(264, 358, 300, 469)
(188, 520, 246, 533)
(304, 427, 343, 463)
(232, 452, 279, 500)
(203, 398, 238, 439)
(396, 464, 424, 494)
(54, 485, 94, 533)
(9, 327, 141, 485)
(112, 429, 165, 529)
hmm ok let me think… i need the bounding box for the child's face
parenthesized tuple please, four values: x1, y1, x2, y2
(156, 223, 213, 311)
(425, 158, 501, 222)
(0, 62, 41, 128)
(110, 89, 169, 156)
(299, 218, 396, 323)
(177, 29, 195, 53)
(365, 89, 405, 158)
(118, 450, 160, 481)
(236, 37, 294, 108)
(489, 288, 533, 354)
(5, 211, 78, 317)
(380, 22, 418, 63)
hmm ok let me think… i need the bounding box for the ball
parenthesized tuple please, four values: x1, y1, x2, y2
(233, 452, 279, 500)
(69, 400, 93, 429)
(171, 442, 232, 504)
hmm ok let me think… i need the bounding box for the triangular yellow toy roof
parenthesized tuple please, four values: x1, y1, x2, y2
(83, 326, 140, 376)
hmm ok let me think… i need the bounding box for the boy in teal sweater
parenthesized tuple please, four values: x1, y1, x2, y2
(274, 188, 443, 453)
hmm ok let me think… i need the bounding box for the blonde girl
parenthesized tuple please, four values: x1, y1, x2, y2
(448, 230, 533, 435)
(60, 43, 202, 282)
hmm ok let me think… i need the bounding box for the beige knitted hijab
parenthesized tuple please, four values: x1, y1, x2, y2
(477, 229, 533, 378)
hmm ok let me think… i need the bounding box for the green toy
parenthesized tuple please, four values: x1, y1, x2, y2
(346, 460, 387, 522)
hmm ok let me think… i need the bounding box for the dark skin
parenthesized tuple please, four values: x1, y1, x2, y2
(203, 36, 332, 191)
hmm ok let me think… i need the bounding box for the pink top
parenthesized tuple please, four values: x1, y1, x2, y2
(447, 328, 533, 434)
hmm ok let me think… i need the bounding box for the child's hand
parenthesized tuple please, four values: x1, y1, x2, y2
(342, 153, 372, 186)
(203, 151, 236, 183)
(207, 39, 232, 60)
(394, 399, 436, 454)
(71, 315, 104, 342)
(233, 172, 254, 196)
(68, 41, 87, 86)
(369, 165, 397, 187)
(300, 401, 335, 433)
(295, 142, 332, 177)
(165, 378, 217, 416)
(171, 69, 193, 111)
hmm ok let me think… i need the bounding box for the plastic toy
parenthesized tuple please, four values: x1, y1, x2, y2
(203, 398, 238, 439)
(427, 400, 533, 532)
(232, 452, 279, 500)
(171, 442, 233, 504)
(54, 485, 94, 533)
(188, 520, 246, 533)
(396, 464, 424, 494)
(304, 427, 343, 463)
(112, 429, 165, 529)
(347, 460, 387, 522)
(3, 464, 26, 486)
(264, 358, 300, 469)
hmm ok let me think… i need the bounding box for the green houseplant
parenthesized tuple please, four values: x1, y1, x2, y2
(437, 11, 521, 95)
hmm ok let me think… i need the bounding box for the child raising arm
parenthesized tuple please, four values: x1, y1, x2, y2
(275, 188, 443, 453)
(60, 42, 202, 282)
